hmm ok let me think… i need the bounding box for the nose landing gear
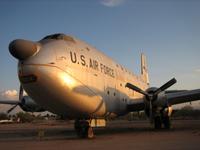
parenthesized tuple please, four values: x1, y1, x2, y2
(74, 120, 94, 139)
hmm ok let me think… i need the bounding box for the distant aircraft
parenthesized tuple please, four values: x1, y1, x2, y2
(1, 33, 200, 138)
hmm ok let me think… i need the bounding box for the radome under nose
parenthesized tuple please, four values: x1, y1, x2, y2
(9, 39, 38, 60)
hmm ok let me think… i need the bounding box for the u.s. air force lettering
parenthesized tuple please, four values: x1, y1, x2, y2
(70, 51, 114, 78)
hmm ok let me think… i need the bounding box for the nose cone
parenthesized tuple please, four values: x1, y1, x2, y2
(9, 39, 38, 60)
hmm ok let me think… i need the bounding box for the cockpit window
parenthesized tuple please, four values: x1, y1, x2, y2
(41, 33, 76, 43)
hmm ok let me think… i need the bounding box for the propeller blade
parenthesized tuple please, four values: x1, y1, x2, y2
(125, 83, 149, 97)
(154, 78, 177, 96)
(19, 84, 23, 101)
(149, 100, 153, 123)
(7, 104, 18, 114)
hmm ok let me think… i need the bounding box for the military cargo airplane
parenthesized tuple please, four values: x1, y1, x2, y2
(1, 33, 200, 138)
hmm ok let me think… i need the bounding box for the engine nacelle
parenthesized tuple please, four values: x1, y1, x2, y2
(145, 87, 168, 107)
(144, 87, 168, 117)
(19, 96, 45, 112)
(154, 92, 168, 107)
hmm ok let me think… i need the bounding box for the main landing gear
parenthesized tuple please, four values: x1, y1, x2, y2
(74, 120, 94, 139)
(154, 115, 171, 129)
(154, 109, 171, 129)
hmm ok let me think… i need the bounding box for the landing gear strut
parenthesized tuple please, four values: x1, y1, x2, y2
(74, 120, 94, 138)
(154, 113, 171, 129)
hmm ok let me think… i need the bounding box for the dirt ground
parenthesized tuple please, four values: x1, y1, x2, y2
(0, 120, 199, 150)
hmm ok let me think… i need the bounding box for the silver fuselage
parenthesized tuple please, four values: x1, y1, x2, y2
(19, 37, 148, 119)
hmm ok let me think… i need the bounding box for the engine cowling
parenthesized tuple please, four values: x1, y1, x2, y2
(19, 96, 45, 112)
(144, 87, 169, 117)
(145, 87, 168, 107)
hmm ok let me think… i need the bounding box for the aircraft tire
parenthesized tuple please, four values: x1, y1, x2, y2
(154, 116, 162, 129)
(74, 120, 94, 139)
(162, 116, 171, 129)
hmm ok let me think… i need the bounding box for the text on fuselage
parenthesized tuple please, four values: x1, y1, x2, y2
(70, 51, 115, 78)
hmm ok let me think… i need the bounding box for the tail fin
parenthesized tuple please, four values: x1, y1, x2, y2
(141, 53, 149, 85)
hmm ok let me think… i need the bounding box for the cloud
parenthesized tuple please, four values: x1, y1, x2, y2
(0, 90, 18, 100)
(100, 0, 125, 7)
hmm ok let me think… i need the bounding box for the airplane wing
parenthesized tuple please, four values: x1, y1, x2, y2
(0, 100, 19, 105)
(127, 89, 200, 112)
(0, 100, 20, 113)
(165, 90, 188, 94)
(166, 89, 200, 105)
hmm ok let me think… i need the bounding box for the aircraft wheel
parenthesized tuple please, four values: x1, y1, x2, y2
(162, 116, 171, 129)
(74, 120, 81, 136)
(74, 120, 94, 138)
(79, 125, 88, 138)
(154, 116, 162, 129)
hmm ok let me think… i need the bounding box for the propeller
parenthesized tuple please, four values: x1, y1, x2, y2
(7, 104, 19, 114)
(7, 85, 23, 114)
(153, 78, 177, 96)
(126, 78, 177, 122)
(19, 84, 23, 101)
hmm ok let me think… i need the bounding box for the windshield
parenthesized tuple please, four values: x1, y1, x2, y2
(41, 33, 76, 43)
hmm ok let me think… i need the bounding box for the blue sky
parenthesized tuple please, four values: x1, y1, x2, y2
(0, 0, 200, 96)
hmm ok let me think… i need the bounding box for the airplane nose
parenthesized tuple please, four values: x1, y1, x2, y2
(9, 39, 38, 60)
